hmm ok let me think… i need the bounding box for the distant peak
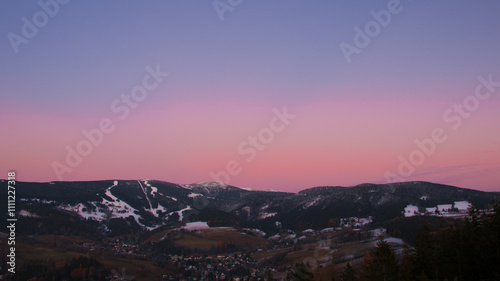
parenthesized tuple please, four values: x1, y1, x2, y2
(195, 181, 226, 186)
(186, 181, 228, 189)
(240, 187, 283, 193)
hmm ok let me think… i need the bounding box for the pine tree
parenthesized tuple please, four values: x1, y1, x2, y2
(414, 226, 436, 280)
(286, 263, 314, 281)
(359, 252, 373, 281)
(370, 240, 400, 281)
(340, 263, 357, 281)
(400, 245, 416, 281)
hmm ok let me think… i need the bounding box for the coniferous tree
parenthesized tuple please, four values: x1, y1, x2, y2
(286, 263, 314, 281)
(407, 202, 500, 280)
(359, 252, 373, 281)
(400, 245, 416, 281)
(414, 226, 436, 280)
(370, 240, 400, 281)
(340, 263, 357, 281)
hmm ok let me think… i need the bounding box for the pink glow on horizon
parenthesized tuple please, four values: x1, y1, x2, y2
(2, 1, 500, 195)
(1, 98, 499, 192)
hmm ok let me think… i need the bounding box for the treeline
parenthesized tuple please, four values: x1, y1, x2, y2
(144, 234, 240, 258)
(403, 204, 500, 281)
(288, 203, 500, 281)
(5, 256, 109, 281)
(386, 216, 452, 245)
(17, 213, 101, 237)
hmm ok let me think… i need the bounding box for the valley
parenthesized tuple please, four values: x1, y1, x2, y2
(0, 179, 498, 280)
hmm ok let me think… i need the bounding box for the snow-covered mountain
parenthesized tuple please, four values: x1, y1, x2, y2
(2, 179, 497, 236)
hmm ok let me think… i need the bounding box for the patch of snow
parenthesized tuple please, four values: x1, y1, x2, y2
(100, 183, 145, 226)
(269, 234, 280, 240)
(210, 226, 235, 230)
(167, 206, 192, 221)
(143, 180, 158, 197)
(104, 182, 119, 201)
(181, 221, 210, 230)
(359, 217, 372, 225)
(188, 193, 203, 198)
(258, 212, 277, 219)
(184, 181, 227, 189)
(382, 237, 404, 245)
(19, 210, 40, 218)
(59, 202, 106, 221)
(20, 198, 55, 204)
(371, 228, 386, 237)
(243, 228, 266, 237)
(304, 196, 321, 208)
(158, 192, 177, 201)
(240, 187, 282, 192)
(150, 203, 168, 218)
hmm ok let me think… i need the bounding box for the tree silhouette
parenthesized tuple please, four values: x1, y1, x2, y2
(286, 263, 314, 281)
(340, 262, 357, 281)
(370, 240, 400, 281)
(414, 226, 436, 280)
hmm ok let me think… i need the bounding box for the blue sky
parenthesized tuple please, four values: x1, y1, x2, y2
(1, 1, 499, 191)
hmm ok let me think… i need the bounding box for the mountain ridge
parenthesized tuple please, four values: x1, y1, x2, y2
(2, 179, 498, 236)
(3, 178, 494, 194)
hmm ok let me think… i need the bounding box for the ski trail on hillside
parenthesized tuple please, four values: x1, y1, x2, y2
(105, 181, 119, 201)
(142, 181, 168, 217)
(143, 180, 158, 197)
(101, 181, 147, 228)
(138, 180, 153, 211)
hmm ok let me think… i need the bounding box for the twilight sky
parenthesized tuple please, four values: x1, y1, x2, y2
(1, 0, 499, 192)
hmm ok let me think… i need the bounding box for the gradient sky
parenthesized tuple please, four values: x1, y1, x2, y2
(1, 0, 499, 192)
